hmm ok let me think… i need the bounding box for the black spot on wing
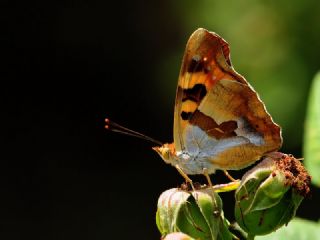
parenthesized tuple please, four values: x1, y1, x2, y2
(181, 111, 193, 121)
(187, 55, 204, 73)
(242, 117, 260, 134)
(182, 84, 207, 103)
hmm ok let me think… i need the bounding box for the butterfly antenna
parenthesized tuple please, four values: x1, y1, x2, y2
(105, 118, 163, 146)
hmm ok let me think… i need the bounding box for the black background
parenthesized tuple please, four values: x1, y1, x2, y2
(3, 1, 319, 239)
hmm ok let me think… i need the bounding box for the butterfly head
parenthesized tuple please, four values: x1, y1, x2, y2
(152, 143, 176, 164)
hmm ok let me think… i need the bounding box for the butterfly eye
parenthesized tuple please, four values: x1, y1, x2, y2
(161, 147, 171, 161)
(153, 146, 172, 163)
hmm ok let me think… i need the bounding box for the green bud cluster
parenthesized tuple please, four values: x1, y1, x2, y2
(156, 153, 311, 239)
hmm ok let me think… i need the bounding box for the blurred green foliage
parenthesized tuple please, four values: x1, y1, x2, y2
(155, 0, 320, 153)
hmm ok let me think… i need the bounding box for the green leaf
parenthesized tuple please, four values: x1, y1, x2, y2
(217, 218, 235, 240)
(304, 71, 320, 186)
(192, 190, 221, 237)
(256, 218, 320, 239)
(249, 171, 289, 212)
(191, 189, 234, 240)
(176, 195, 212, 239)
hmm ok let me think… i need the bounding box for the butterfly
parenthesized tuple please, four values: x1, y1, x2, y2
(106, 28, 282, 188)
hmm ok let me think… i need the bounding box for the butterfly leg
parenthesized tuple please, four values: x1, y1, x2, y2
(223, 170, 238, 182)
(203, 168, 213, 187)
(175, 165, 195, 191)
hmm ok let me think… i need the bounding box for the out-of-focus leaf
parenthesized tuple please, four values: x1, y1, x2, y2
(304, 71, 320, 186)
(256, 218, 320, 240)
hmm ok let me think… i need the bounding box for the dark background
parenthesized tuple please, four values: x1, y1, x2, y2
(3, 1, 320, 239)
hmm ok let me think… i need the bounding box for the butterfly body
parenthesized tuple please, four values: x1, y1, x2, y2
(153, 28, 282, 176)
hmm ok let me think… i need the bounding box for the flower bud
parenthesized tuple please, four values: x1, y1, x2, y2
(156, 187, 234, 239)
(235, 152, 311, 236)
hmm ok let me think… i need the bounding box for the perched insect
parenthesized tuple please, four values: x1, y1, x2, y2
(106, 28, 282, 188)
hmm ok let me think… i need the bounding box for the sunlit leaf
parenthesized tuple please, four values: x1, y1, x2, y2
(256, 218, 320, 239)
(304, 71, 320, 186)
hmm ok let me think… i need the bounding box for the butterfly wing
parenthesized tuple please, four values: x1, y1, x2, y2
(173, 28, 282, 170)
